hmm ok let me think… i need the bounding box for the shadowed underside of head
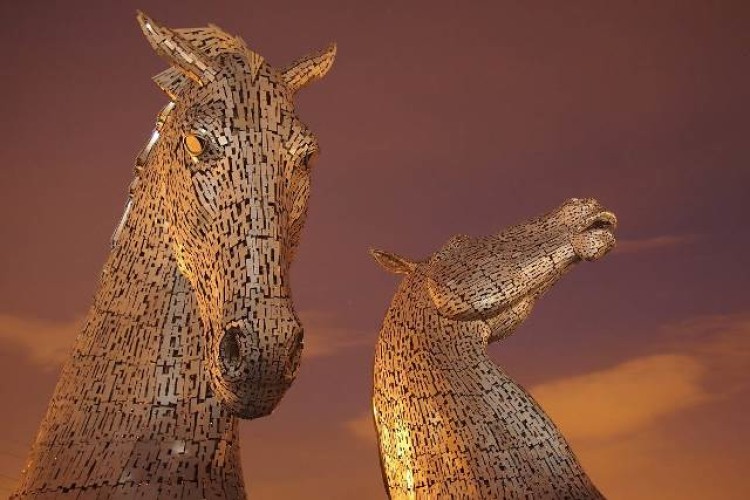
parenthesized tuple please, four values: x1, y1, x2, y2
(135, 11, 336, 419)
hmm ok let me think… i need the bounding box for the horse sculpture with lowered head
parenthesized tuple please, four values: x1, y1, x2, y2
(371, 198, 617, 499)
(12, 12, 335, 499)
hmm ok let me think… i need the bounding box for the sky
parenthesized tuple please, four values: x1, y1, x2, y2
(0, 0, 748, 498)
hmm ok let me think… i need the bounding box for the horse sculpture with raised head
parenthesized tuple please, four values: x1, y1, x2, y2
(12, 12, 335, 499)
(371, 198, 617, 499)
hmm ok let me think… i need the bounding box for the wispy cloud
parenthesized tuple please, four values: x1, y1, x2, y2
(345, 410, 376, 442)
(299, 310, 372, 359)
(531, 354, 709, 441)
(532, 313, 750, 442)
(0, 313, 80, 369)
(533, 313, 750, 498)
(659, 314, 750, 393)
(614, 234, 698, 254)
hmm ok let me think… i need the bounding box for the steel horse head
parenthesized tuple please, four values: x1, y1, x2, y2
(135, 12, 335, 417)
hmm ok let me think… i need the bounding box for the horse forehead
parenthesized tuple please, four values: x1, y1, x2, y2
(200, 68, 310, 138)
(217, 59, 292, 105)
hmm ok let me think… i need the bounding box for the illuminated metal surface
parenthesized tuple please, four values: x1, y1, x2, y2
(371, 198, 616, 499)
(12, 12, 335, 499)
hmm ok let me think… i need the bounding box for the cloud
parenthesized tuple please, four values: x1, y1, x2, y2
(345, 410, 376, 443)
(299, 310, 372, 359)
(658, 314, 750, 396)
(531, 313, 750, 499)
(0, 313, 80, 368)
(530, 354, 709, 441)
(531, 313, 750, 442)
(614, 234, 698, 254)
(571, 418, 750, 500)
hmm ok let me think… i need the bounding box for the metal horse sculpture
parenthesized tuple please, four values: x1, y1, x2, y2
(371, 198, 617, 499)
(12, 12, 335, 499)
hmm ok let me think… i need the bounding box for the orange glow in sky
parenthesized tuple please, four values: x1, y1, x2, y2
(0, 1, 748, 498)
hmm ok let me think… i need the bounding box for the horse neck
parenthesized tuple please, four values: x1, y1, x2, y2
(96, 180, 180, 324)
(14, 174, 244, 497)
(374, 275, 600, 498)
(374, 271, 490, 379)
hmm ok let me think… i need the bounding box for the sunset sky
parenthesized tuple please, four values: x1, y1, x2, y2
(1, 1, 748, 498)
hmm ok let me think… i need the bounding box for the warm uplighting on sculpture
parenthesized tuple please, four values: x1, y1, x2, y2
(371, 198, 616, 499)
(11, 11, 335, 499)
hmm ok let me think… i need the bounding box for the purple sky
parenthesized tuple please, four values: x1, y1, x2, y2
(1, 1, 748, 498)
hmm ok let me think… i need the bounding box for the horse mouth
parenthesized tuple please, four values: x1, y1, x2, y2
(571, 209, 618, 261)
(579, 210, 618, 233)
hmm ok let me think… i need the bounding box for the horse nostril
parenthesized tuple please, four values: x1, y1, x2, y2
(219, 327, 243, 373)
(284, 328, 304, 380)
(289, 328, 304, 356)
(295, 327, 304, 346)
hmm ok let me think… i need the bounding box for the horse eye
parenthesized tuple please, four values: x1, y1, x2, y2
(184, 134, 206, 157)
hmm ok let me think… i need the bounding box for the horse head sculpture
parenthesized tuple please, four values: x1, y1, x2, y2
(134, 12, 335, 417)
(12, 13, 335, 498)
(371, 198, 616, 498)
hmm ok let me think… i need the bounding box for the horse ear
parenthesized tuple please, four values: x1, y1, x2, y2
(281, 43, 337, 93)
(137, 11, 219, 88)
(370, 249, 416, 275)
(152, 67, 190, 100)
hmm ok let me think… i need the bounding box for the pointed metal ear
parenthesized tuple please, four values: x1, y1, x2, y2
(281, 43, 337, 93)
(137, 11, 219, 87)
(152, 67, 190, 100)
(370, 249, 417, 275)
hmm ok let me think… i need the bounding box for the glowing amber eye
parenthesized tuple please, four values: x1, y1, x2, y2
(184, 134, 206, 157)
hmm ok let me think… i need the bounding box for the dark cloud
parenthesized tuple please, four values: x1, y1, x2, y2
(614, 234, 698, 254)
